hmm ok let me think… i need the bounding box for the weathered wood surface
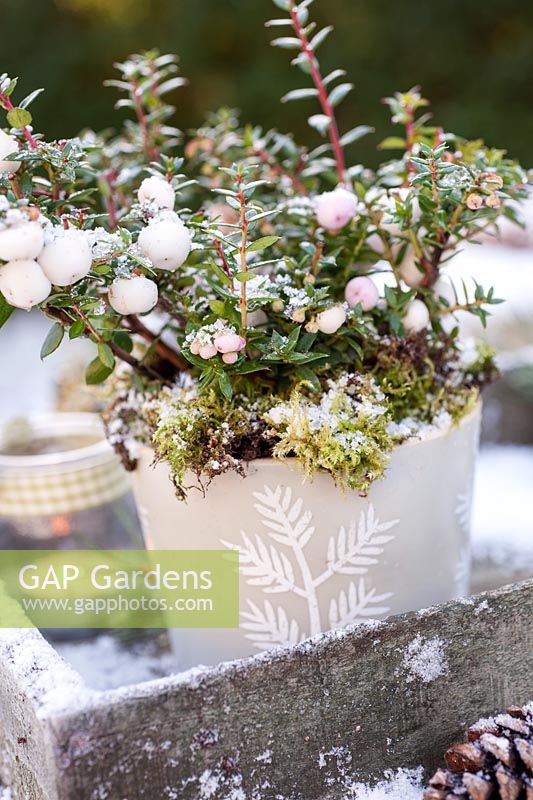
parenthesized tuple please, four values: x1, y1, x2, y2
(1, 579, 533, 800)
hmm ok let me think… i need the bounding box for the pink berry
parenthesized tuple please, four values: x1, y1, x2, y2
(222, 352, 238, 365)
(315, 188, 358, 231)
(344, 276, 379, 311)
(189, 340, 201, 355)
(199, 343, 217, 359)
(214, 332, 246, 354)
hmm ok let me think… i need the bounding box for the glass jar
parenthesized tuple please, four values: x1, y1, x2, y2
(0, 412, 143, 550)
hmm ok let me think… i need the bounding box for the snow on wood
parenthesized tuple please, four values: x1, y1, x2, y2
(0, 579, 532, 799)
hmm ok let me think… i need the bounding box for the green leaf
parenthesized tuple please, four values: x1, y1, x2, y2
(296, 366, 321, 392)
(247, 235, 280, 253)
(217, 371, 233, 400)
(378, 136, 407, 151)
(340, 125, 374, 146)
(327, 83, 353, 108)
(69, 319, 86, 339)
(323, 69, 347, 86)
(40, 323, 64, 360)
(209, 299, 226, 315)
(6, 107, 32, 128)
(113, 331, 133, 353)
(271, 37, 301, 49)
(309, 25, 333, 51)
(0, 293, 14, 329)
(86, 357, 114, 385)
(281, 88, 319, 103)
(308, 114, 331, 135)
(235, 271, 260, 282)
(20, 88, 44, 110)
(97, 342, 116, 369)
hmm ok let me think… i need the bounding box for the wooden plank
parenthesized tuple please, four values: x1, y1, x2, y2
(8, 578, 525, 800)
(0, 630, 65, 800)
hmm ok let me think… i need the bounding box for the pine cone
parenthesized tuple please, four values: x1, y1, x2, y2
(423, 703, 533, 800)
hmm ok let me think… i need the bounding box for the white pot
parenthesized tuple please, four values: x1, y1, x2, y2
(132, 403, 481, 669)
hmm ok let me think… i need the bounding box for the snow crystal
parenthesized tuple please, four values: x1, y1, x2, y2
(349, 768, 424, 800)
(0, 628, 91, 718)
(401, 635, 449, 684)
(56, 634, 178, 691)
(473, 600, 493, 616)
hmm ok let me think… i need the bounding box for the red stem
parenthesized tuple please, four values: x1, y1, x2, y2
(0, 91, 38, 149)
(288, 6, 346, 185)
(104, 169, 119, 230)
(131, 80, 160, 162)
(214, 239, 235, 291)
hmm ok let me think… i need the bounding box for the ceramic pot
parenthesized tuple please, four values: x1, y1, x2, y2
(132, 403, 481, 669)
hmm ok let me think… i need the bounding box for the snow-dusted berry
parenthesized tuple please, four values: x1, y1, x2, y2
(316, 304, 346, 334)
(137, 217, 191, 271)
(402, 299, 430, 333)
(0, 130, 20, 175)
(108, 275, 158, 315)
(344, 276, 379, 311)
(432, 276, 456, 306)
(0, 259, 51, 310)
(0, 221, 44, 261)
(137, 176, 175, 210)
(399, 247, 425, 288)
(214, 332, 246, 354)
(199, 342, 217, 360)
(37, 228, 92, 286)
(315, 188, 358, 231)
(222, 352, 239, 365)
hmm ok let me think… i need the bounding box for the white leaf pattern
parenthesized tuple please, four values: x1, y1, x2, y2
(328, 578, 393, 628)
(241, 600, 302, 648)
(223, 485, 398, 651)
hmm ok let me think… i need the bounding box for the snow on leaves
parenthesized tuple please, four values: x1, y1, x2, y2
(223, 484, 399, 650)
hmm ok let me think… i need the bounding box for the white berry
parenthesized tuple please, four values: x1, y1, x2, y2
(138, 217, 191, 271)
(0, 130, 20, 175)
(108, 275, 158, 315)
(316, 304, 346, 334)
(399, 247, 425, 287)
(432, 276, 456, 306)
(0, 259, 51, 310)
(0, 221, 44, 261)
(37, 228, 92, 286)
(137, 176, 175, 210)
(344, 276, 379, 311)
(402, 299, 430, 333)
(315, 188, 358, 231)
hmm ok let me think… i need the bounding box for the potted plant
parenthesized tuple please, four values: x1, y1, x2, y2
(0, 0, 527, 668)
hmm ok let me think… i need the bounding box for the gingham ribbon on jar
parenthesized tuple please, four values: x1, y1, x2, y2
(0, 457, 131, 518)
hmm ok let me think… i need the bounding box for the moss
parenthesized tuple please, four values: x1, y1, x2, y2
(264, 375, 393, 493)
(151, 390, 275, 499)
(107, 337, 494, 499)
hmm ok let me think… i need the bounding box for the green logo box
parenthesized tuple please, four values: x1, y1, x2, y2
(0, 550, 239, 629)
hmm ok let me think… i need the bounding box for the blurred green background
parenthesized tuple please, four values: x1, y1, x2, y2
(2, 0, 533, 167)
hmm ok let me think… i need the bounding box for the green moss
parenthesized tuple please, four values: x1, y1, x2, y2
(264, 376, 393, 493)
